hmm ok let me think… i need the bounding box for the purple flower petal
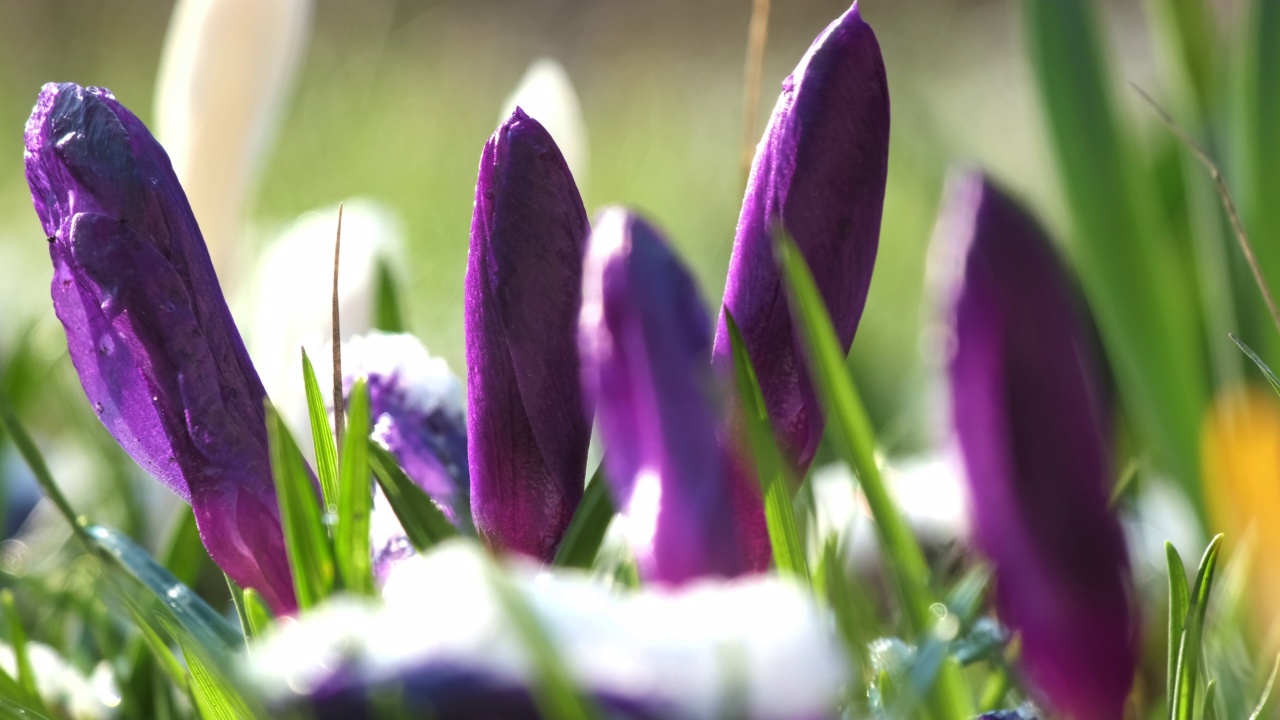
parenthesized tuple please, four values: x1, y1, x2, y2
(25, 83, 295, 613)
(580, 209, 746, 584)
(937, 172, 1136, 720)
(465, 108, 592, 561)
(713, 2, 889, 473)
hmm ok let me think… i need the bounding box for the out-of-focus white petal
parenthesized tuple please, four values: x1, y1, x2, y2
(0, 642, 120, 719)
(155, 0, 312, 278)
(244, 199, 405, 438)
(254, 542, 847, 719)
(500, 58, 590, 188)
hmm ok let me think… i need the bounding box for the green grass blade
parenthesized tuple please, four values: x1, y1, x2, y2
(1240, 0, 1280, 359)
(724, 312, 809, 582)
(1202, 679, 1218, 720)
(336, 379, 375, 596)
(369, 441, 458, 550)
(1166, 542, 1190, 711)
(240, 589, 275, 640)
(485, 562, 600, 720)
(1171, 534, 1224, 720)
(1249, 653, 1280, 720)
(1025, 0, 1205, 503)
(158, 615, 261, 720)
(0, 389, 89, 544)
(302, 349, 340, 511)
(86, 525, 243, 653)
(1147, 0, 1217, 114)
(266, 402, 335, 609)
(1231, 333, 1280, 395)
(777, 238, 970, 719)
(374, 258, 407, 333)
(553, 463, 616, 569)
(0, 591, 38, 709)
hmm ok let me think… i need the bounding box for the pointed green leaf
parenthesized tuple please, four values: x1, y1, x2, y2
(0, 591, 38, 710)
(1166, 542, 1191, 711)
(158, 615, 260, 720)
(724, 312, 809, 582)
(266, 402, 334, 609)
(374, 259, 407, 333)
(241, 589, 274, 640)
(1249, 653, 1280, 720)
(302, 349, 340, 511)
(1172, 534, 1224, 720)
(336, 379, 375, 596)
(369, 441, 457, 550)
(1202, 679, 1218, 720)
(1025, 0, 1205, 503)
(552, 463, 616, 569)
(1231, 334, 1280, 396)
(776, 238, 970, 719)
(1240, 0, 1280, 361)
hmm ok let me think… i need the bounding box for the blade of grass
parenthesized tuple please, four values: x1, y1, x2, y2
(336, 379, 374, 596)
(1240, 0, 1280, 357)
(0, 591, 38, 709)
(1166, 542, 1190, 711)
(158, 615, 260, 720)
(485, 562, 599, 720)
(1249, 653, 1280, 720)
(552, 463, 615, 569)
(369, 441, 458, 550)
(302, 349, 340, 511)
(1202, 679, 1218, 720)
(777, 238, 970, 719)
(240, 589, 274, 640)
(266, 402, 334, 609)
(374, 259, 406, 333)
(724, 312, 809, 582)
(1026, 0, 1206, 504)
(1230, 333, 1280, 395)
(1171, 534, 1224, 720)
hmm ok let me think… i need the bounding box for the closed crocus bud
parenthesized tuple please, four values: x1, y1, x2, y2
(713, 1, 889, 473)
(24, 83, 295, 613)
(580, 209, 745, 584)
(465, 108, 591, 561)
(936, 172, 1135, 720)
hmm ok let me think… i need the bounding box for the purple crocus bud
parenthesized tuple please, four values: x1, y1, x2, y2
(936, 172, 1136, 720)
(579, 209, 745, 584)
(465, 108, 591, 561)
(712, 2, 889, 474)
(338, 332, 469, 580)
(24, 83, 295, 613)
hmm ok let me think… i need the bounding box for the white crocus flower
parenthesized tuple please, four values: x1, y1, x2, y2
(500, 58, 590, 189)
(155, 0, 312, 278)
(0, 642, 120, 719)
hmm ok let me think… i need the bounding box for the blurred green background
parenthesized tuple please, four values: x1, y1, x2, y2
(0, 0, 1182, 449)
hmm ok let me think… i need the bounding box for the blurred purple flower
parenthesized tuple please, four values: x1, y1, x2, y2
(936, 172, 1136, 720)
(713, 2, 889, 473)
(579, 209, 746, 584)
(24, 83, 295, 612)
(465, 108, 592, 562)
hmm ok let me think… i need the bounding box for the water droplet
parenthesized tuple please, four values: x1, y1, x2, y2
(94, 402, 104, 414)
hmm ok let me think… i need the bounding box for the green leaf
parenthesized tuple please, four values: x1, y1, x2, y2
(723, 312, 809, 582)
(336, 380, 375, 596)
(374, 258, 407, 333)
(160, 508, 210, 589)
(241, 589, 274, 641)
(369, 441, 458, 551)
(1240, 0, 1280, 361)
(553, 463, 616, 569)
(1025, 0, 1206, 504)
(1249, 653, 1280, 720)
(486, 562, 600, 720)
(1231, 333, 1280, 396)
(1166, 542, 1190, 711)
(0, 591, 39, 711)
(1171, 534, 1224, 720)
(1147, 0, 1217, 114)
(0, 388, 90, 544)
(1202, 679, 1218, 720)
(815, 537, 873, 682)
(266, 401, 335, 609)
(776, 238, 970, 719)
(85, 525, 243, 654)
(0, 698, 52, 720)
(302, 349, 341, 512)
(158, 615, 260, 720)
